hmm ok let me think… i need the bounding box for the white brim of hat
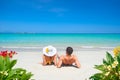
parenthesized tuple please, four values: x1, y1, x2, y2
(43, 46, 57, 57)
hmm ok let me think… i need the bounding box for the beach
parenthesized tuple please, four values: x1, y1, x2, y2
(1, 0, 120, 79)
(1, 0, 119, 79)
(11, 49, 113, 80)
(0, 33, 119, 80)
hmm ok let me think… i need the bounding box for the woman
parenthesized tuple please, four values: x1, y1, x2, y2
(42, 45, 57, 66)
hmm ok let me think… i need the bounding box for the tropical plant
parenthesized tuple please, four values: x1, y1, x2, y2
(0, 56, 33, 80)
(113, 46, 120, 57)
(89, 51, 120, 80)
(0, 50, 17, 58)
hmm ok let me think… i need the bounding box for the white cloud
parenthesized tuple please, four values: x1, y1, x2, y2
(13, 0, 43, 10)
(49, 8, 66, 13)
(13, 0, 67, 16)
(49, 8, 67, 16)
(37, 0, 52, 3)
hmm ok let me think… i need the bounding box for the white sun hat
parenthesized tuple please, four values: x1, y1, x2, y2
(43, 45, 57, 56)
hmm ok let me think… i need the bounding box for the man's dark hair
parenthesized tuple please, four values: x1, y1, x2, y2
(66, 47, 73, 55)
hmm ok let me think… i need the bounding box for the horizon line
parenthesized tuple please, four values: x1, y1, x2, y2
(0, 32, 120, 34)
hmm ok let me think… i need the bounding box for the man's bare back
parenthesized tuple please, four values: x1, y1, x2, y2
(62, 55, 76, 65)
(57, 47, 80, 68)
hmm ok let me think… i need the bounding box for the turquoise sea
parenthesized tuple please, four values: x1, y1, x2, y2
(0, 33, 120, 51)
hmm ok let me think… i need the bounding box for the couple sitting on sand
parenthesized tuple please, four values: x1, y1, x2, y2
(42, 45, 81, 68)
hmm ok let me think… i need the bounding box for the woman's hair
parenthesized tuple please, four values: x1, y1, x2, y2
(66, 47, 73, 55)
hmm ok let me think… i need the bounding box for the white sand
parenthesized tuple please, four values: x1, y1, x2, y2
(13, 50, 113, 80)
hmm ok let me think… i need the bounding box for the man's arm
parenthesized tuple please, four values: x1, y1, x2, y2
(74, 55, 81, 68)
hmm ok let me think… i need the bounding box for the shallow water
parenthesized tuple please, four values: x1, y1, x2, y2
(0, 33, 120, 51)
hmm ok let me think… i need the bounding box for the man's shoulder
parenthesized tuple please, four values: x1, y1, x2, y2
(72, 54, 76, 57)
(71, 54, 78, 59)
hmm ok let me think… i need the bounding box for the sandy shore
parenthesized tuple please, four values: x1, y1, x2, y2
(12, 50, 113, 80)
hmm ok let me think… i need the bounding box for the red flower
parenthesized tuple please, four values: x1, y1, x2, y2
(2, 51, 7, 57)
(0, 52, 2, 56)
(9, 53, 13, 58)
(0, 50, 17, 58)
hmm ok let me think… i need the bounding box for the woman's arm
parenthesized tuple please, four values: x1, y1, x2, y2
(42, 54, 47, 66)
(53, 54, 57, 66)
(57, 55, 63, 68)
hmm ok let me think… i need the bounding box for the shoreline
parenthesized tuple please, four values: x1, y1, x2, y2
(0, 46, 114, 52)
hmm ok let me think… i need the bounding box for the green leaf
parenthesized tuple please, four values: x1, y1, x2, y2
(103, 59, 109, 66)
(89, 73, 104, 80)
(94, 65, 106, 71)
(20, 70, 33, 80)
(106, 52, 114, 64)
(9, 60, 17, 69)
(0, 56, 4, 71)
(117, 52, 120, 64)
(6, 69, 16, 79)
(25, 72, 33, 80)
(21, 70, 28, 80)
(4, 56, 11, 70)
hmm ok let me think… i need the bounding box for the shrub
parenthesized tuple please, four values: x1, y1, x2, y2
(0, 56, 33, 80)
(89, 52, 120, 80)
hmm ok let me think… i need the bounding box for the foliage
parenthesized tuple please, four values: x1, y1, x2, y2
(0, 56, 33, 80)
(89, 52, 120, 80)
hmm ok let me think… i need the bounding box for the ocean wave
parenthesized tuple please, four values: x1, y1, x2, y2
(99, 47, 114, 49)
(0, 46, 115, 49)
(80, 46, 114, 49)
(1, 46, 42, 49)
(80, 46, 95, 48)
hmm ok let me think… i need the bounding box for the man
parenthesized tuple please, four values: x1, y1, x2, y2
(57, 47, 81, 68)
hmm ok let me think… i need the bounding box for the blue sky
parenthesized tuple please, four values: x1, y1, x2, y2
(0, 0, 120, 33)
